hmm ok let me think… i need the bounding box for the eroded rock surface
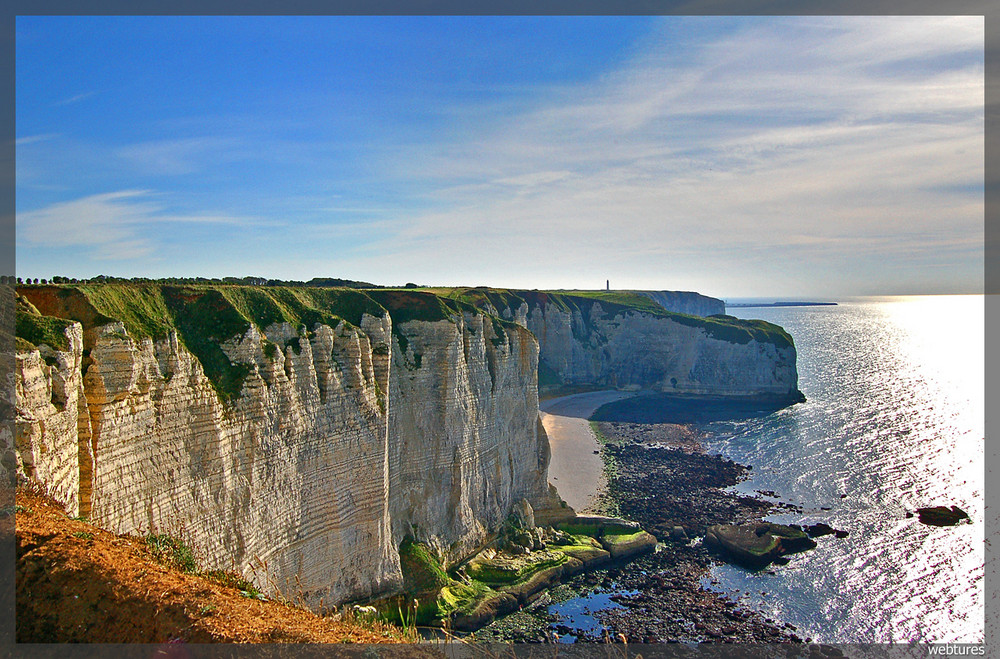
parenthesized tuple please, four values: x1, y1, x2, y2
(14, 286, 550, 609)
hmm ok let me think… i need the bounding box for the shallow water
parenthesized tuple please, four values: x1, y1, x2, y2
(698, 296, 984, 643)
(548, 587, 638, 643)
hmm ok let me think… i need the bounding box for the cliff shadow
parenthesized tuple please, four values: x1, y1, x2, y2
(589, 391, 802, 425)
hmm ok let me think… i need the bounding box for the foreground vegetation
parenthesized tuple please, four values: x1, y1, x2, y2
(13, 488, 421, 644)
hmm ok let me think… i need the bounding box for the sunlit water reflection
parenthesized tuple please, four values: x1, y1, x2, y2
(698, 296, 983, 643)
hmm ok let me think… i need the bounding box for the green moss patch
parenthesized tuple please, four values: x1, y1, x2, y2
(599, 530, 657, 558)
(438, 580, 494, 616)
(145, 533, 198, 574)
(555, 521, 601, 537)
(465, 550, 567, 585)
(380, 539, 502, 626)
(398, 538, 449, 593)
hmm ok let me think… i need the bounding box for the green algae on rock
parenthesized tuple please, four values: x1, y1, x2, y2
(704, 522, 817, 568)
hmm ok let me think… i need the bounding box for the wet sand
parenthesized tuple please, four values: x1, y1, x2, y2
(540, 390, 636, 513)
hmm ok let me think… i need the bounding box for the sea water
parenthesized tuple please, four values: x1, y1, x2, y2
(698, 296, 984, 643)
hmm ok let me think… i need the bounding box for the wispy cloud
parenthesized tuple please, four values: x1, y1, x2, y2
(367, 16, 983, 294)
(16, 133, 60, 146)
(53, 91, 96, 106)
(114, 137, 242, 176)
(18, 190, 261, 261)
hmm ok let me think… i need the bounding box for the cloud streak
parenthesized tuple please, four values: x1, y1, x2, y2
(53, 91, 96, 106)
(366, 16, 983, 294)
(18, 190, 262, 261)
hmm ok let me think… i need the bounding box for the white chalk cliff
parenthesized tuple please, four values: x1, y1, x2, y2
(478, 290, 801, 399)
(13, 284, 799, 609)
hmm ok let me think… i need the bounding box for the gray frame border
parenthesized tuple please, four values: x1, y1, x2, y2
(0, 1, 993, 656)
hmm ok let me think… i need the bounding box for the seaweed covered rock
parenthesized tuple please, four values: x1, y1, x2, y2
(704, 522, 816, 568)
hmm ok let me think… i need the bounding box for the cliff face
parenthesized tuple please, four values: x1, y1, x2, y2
(633, 290, 725, 317)
(13, 283, 799, 610)
(522, 302, 799, 398)
(13, 285, 548, 608)
(386, 312, 546, 566)
(453, 289, 801, 401)
(15, 321, 87, 518)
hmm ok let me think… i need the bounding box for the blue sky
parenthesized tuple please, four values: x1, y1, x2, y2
(15, 16, 984, 297)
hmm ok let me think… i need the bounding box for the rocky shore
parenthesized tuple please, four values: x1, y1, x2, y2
(594, 420, 820, 643)
(473, 420, 837, 646)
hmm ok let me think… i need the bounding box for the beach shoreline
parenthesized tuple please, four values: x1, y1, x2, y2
(540, 390, 637, 513)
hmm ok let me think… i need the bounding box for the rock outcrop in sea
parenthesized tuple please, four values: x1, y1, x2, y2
(12, 283, 802, 611)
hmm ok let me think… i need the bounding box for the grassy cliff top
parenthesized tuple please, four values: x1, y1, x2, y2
(16, 283, 793, 351)
(14, 284, 506, 341)
(14, 283, 534, 402)
(13, 284, 482, 403)
(427, 287, 793, 349)
(15, 283, 793, 400)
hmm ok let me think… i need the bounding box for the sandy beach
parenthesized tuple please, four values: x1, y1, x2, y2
(539, 390, 637, 512)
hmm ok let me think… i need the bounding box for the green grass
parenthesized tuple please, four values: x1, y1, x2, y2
(669, 313, 794, 349)
(145, 533, 198, 574)
(73, 284, 175, 339)
(161, 287, 254, 403)
(200, 569, 263, 599)
(557, 289, 672, 314)
(15, 311, 74, 351)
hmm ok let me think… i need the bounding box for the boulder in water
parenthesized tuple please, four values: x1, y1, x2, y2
(704, 522, 817, 568)
(804, 522, 849, 539)
(916, 506, 969, 527)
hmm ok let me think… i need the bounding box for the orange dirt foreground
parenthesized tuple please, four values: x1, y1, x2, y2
(14, 490, 425, 646)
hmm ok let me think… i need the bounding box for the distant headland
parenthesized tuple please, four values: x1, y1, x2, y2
(726, 301, 838, 309)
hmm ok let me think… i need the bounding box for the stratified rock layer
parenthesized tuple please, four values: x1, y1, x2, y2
(13, 283, 800, 610)
(472, 290, 801, 400)
(14, 285, 549, 609)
